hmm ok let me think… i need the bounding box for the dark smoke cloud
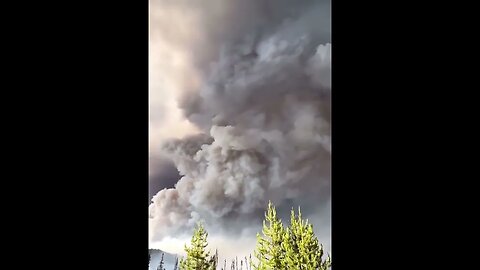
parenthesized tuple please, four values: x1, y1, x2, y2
(149, 156, 181, 200)
(149, 0, 331, 250)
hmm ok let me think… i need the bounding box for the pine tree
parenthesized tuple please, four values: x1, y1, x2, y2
(157, 253, 165, 270)
(179, 223, 216, 270)
(253, 201, 285, 270)
(173, 257, 179, 270)
(207, 249, 218, 270)
(254, 203, 332, 270)
(282, 207, 331, 270)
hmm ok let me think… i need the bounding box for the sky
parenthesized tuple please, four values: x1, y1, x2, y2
(149, 0, 331, 262)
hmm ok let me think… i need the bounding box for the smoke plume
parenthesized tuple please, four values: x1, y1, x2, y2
(149, 0, 331, 256)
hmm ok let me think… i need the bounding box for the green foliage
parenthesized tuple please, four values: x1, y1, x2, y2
(179, 202, 331, 270)
(253, 202, 331, 270)
(179, 223, 216, 270)
(254, 201, 285, 270)
(282, 208, 331, 270)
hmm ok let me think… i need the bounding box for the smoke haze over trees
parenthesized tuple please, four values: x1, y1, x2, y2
(149, 0, 331, 257)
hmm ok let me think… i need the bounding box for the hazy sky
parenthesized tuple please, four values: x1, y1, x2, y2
(149, 0, 331, 261)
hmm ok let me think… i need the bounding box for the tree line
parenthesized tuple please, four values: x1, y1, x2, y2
(150, 202, 331, 270)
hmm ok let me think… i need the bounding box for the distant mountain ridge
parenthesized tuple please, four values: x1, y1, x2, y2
(149, 249, 179, 270)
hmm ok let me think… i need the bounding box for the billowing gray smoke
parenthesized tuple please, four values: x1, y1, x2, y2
(149, 0, 331, 249)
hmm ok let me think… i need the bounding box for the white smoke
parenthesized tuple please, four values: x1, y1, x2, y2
(149, 0, 331, 256)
